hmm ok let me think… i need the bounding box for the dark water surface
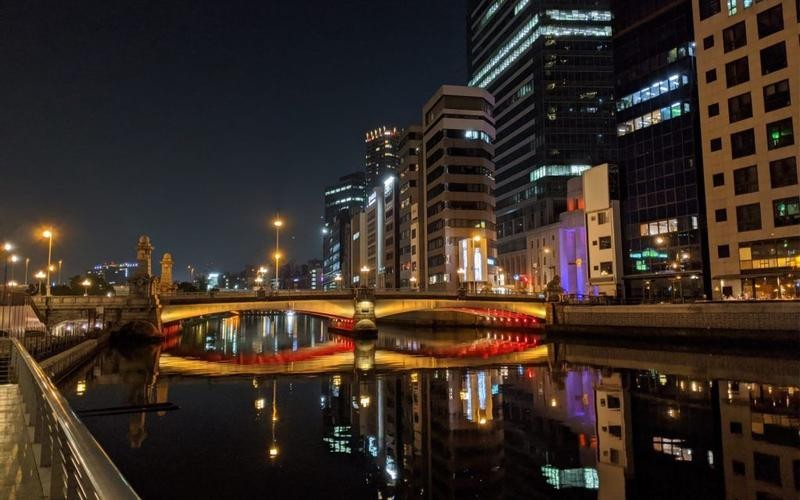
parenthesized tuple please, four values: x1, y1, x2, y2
(59, 314, 800, 500)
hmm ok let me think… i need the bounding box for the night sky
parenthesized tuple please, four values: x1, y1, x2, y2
(1, 1, 466, 280)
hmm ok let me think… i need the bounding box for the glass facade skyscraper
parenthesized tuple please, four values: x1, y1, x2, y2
(365, 126, 400, 188)
(467, 0, 617, 280)
(613, 0, 708, 300)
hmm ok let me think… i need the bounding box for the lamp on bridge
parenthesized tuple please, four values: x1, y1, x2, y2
(34, 271, 46, 295)
(334, 273, 342, 290)
(2, 242, 13, 295)
(410, 275, 417, 290)
(81, 278, 92, 296)
(272, 216, 283, 290)
(273, 252, 282, 290)
(42, 229, 54, 297)
(9, 255, 19, 284)
(360, 266, 370, 288)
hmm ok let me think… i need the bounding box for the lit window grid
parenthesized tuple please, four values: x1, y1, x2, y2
(616, 74, 689, 112)
(617, 102, 691, 137)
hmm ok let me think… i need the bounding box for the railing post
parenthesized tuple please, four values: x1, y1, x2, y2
(40, 409, 54, 467)
(50, 426, 67, 500)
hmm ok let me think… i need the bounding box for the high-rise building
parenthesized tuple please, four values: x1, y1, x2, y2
(693, 0, 799, 300)
(323, 172, 366, 289)
(613, 0, 709, 300)
(365, 126, 400, 188)
(467, 1, 616, 282)
(397, 125, 424, 289)
(365, 186, 384, 287)
(422, 85, 497, 292)
(324, 172, 366, 223)
(383, 176, 401, 289)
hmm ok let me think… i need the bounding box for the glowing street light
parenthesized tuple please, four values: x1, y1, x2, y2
(2, 243, 13, 296)
(81, 279, 91, 296)
(273, 252, 282, 290)
(34, 271, 46, 295)
(7, 254, 19, 291)
(42, 229, 54, 296)
(273, 215, 283, 290)
(334, 273, 343, 290)
(58, 259, 63, 285)
(360, 266, 370, 287)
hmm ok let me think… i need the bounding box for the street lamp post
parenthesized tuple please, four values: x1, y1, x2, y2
(2, 243, 12, 294)
(273, 216, 283, 290)
(35, 271, 46, 295)
(24, 258, 29, 286)
(58, 259, 63, 285)
(82, 279, 91, 297)
(43, 230, 53, 297)
(409, 275, 417, 291)
(334, 274, 342, 290)
(360, 266, 370, 288)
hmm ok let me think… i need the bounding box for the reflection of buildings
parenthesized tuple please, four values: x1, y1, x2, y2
(626, 372, 723, 499)
(428, 369, 504, 499)
(503, 365, 600, 498)
(320, 368, 505, 499)
(719, 381, 800, 500)
(61, 344, 167, 449)
(595, 372, 632, 500)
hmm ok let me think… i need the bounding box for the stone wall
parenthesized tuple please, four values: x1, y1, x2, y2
(548, 301, 800, 332)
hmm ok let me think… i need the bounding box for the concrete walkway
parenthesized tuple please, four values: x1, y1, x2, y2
(0, 384, 43, 499)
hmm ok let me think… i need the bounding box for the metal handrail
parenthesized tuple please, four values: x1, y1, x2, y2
(7, 338, 140, 499)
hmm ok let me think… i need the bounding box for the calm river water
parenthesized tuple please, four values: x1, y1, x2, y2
(59, 314, 800, 500)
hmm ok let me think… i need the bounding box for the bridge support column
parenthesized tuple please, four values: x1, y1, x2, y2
(352, 288, 377, 332)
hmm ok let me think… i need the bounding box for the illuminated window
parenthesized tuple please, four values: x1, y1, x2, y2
(773, 197, 800, 227)
(727, 0, 737, 16)
(766, 118, 794, 150)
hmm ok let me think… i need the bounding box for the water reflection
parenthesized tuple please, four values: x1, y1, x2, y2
(60, 314, 800, 500)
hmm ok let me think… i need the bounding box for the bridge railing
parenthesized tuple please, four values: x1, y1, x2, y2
(5, 337, 140, 499)
(30, 295, 135, 307)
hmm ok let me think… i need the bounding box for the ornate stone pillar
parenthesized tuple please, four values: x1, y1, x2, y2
(160, 253, 174, 294)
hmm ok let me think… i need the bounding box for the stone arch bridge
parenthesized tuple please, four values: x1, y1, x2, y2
(31, 290, 547, 333)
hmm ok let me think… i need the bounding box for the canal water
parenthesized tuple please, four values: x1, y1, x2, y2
(59, 314, 800, 500)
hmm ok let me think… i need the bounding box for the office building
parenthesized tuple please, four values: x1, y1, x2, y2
(522, 176, 588, 295)
(365, 126, 400, 188)
(583, 163, 624, 297)
(350, 210, 367, 287)
(323, 172, 366, 289)
(397, 125, 424, 289)
(693, 0, 799, 299)
(383, 176, 401, 289)
(365, 186, 384, 288)
(467, 1, 616, 282)
(613, 0, 709, 300)
(422, 85, 497, 292)
(324, 172, 366, 222)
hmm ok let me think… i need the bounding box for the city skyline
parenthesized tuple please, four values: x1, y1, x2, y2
(1, 1, 467, 276)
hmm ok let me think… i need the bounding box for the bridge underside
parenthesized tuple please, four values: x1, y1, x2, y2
(160, 298, 546, 324)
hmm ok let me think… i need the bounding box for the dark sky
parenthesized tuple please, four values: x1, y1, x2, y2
(1, 1, 466, 281)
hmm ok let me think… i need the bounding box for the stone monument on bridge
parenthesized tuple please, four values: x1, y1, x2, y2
(130, 235, 155, 297)
(159, 252, 175, 294)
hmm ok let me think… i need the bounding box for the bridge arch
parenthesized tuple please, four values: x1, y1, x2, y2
(374, 298, 546, 320)
(160, 299, 355, 324)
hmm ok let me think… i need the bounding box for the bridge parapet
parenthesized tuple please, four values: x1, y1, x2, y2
(30, 295, 158, 331)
